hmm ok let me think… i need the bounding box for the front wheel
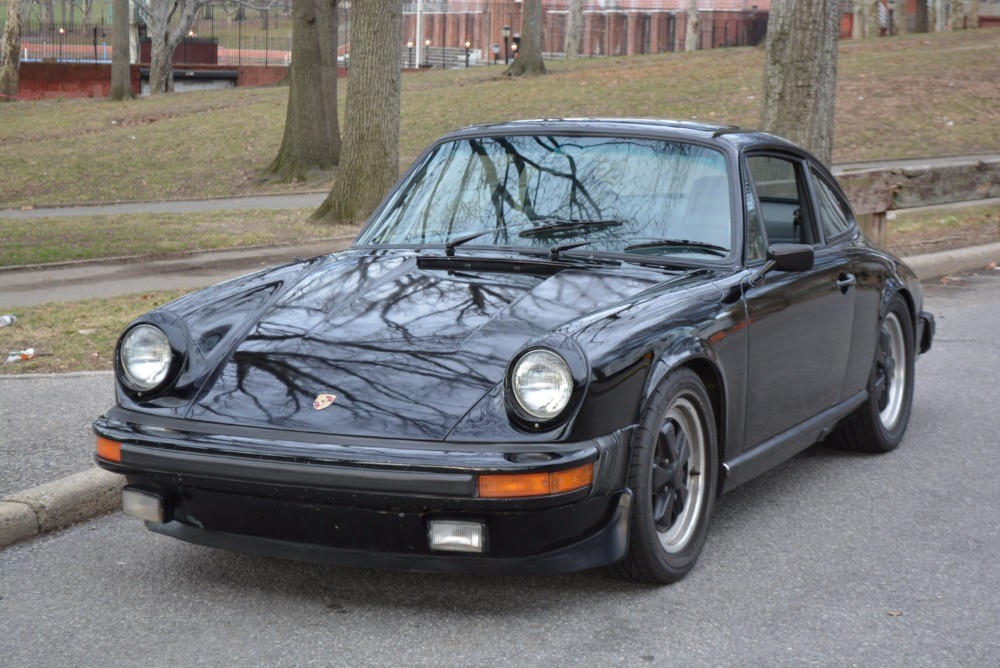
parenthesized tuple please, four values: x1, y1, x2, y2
(607, 368, 718, 584)
(830, 294, 915, 453)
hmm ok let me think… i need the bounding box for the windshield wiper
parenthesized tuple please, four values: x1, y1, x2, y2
(518, 218, 624, 238)
(623, 239, 729, 257)
(444, 229, 497, 256)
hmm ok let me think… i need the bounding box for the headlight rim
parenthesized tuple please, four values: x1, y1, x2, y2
(504, 340, 589, 431)
(511, 348, 574, 420)
(115, 321, 184, 397)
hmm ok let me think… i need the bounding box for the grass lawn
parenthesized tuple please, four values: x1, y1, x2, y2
(0, 290, 191, 375)
(1, 29, 997, 208)
(884, 202, 1000, 255)
(0, 208, 340, 266)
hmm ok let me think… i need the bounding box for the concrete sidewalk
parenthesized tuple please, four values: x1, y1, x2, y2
(2, 241, 998, 549)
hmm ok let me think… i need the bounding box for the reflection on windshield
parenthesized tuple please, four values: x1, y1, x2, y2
(358, 135, 733, 259)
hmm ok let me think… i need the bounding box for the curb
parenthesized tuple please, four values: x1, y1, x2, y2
(1, 242, 997, 551)
(0, 468, 125, 548)
(904, 242, 1000, 281)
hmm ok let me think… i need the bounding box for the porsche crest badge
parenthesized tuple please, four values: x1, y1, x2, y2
(313, 393, 337, 410)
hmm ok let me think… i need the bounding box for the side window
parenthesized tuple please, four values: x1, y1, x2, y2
(744, 174, 768, 262)
(746, 155, 816, 245)
(811, 169, 855, 239)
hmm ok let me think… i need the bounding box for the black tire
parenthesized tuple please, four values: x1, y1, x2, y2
(607, 367, 718, 584)
(829, 293, 915, 453)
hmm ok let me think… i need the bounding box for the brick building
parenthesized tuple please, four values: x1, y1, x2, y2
(402, 1, 773, 64)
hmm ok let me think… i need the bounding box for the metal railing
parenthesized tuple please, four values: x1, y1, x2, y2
(3, 1, 336, 67)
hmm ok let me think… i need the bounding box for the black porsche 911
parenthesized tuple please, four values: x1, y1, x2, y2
(94, 119, 934, 584)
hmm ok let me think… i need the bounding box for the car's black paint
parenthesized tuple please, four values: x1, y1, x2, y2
(95, 119, 932, 578)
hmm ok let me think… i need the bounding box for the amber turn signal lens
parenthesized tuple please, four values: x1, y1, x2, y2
(478, 462, 593, 498)
(96, 436, 122, 463)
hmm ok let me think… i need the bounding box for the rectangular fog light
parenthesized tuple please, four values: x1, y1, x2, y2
(122, 488, 168, 524)
(427, 520, 487, 554)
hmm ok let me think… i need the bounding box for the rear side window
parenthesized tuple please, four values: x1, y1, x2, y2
(811, 169, 854, 239)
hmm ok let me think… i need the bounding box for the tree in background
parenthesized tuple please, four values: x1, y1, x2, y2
(108, 0, 135, 101)
(564, 0, 582, 59)
(39, 0, 54, 30)
(0, 0, 24, 101)
(970, 0, 981, 27)
(760, 0, 841, 166)
(852, 1, 864, 39)
(506, 0, 545, 76)
(312, 0, 401, 224)
(866, 0, 880, 37)
(951, 0, 967, 28)
(685, 0, 699, 51)
(936, 0, 948, 31)
(146, 0, 211, 94)
(915, 0, 930, 32)
(264, 0, 341, 182)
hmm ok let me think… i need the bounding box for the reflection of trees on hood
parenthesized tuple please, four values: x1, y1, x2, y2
(188, 249, 651, 436)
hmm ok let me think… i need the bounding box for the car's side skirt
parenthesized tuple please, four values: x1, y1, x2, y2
(720, 391, 868, 494)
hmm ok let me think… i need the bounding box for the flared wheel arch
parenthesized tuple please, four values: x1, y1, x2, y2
(637, 353, 727, 498)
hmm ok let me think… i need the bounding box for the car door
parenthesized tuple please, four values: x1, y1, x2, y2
(740, 151, 857, 448)
(806, 162, 883, 400)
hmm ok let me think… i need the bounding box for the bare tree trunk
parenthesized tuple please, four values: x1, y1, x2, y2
(146, 0, 208, 95)
(760, 0, 841, 166)
(506, 0, 545, 76)
(312, 0, 401, 224)
(0, 0, 23, 101)
(685, 0, 699, 51)
(915, 0, 929, 32)
(866, 0, 880, 38)
(936, 0, 948, 32)
(109, 0, 134, 100)
(951, 0, 966, 28)
(565, 0, 582, 59)
(264, 0, 341, 182)
(852, 2, 865, 39)
(969, 0, 980, 27)
(148, 34, 175, 93)
(41, 0, 55, 30)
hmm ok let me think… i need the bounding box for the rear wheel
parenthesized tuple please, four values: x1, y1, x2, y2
(830, 294, 915, 453)
(607, 368, 717, 584)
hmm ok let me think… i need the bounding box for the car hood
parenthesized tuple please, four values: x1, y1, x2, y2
(180, 249, 694, 440)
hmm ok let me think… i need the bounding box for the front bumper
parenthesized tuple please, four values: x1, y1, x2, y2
(94, 407, 635, 574)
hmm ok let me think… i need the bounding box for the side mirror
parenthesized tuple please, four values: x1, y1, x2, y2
(749, 244, 814, 288)
(766, 243, 814, 272)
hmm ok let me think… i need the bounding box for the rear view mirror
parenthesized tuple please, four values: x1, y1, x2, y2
(766, 243, 814, 273)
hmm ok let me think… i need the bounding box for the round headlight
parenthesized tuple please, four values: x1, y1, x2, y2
(511, 349, 574, 420)
(120, 324, 173, 391)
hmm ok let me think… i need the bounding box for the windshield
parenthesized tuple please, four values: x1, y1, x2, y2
(357, 135, 733, 260)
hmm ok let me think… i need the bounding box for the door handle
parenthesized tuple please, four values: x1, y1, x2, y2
(836, 273, 856, 293)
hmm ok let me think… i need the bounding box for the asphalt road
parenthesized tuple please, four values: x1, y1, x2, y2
(1, 271, 998, 666)
(0, 372, 114, 496)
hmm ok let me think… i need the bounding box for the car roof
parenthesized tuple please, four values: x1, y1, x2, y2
(444, 118, 802, 152)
